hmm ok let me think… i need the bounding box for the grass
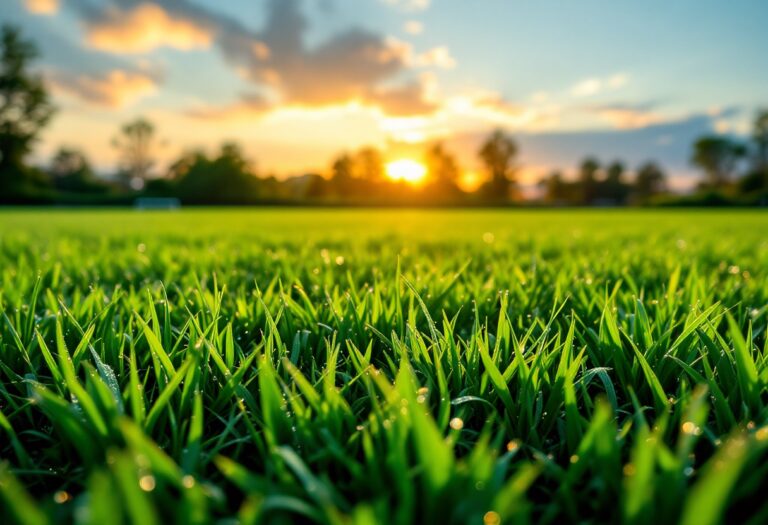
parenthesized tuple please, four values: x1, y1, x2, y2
(0, 208, 767, 524)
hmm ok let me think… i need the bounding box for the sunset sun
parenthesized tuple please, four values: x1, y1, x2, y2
(385, 159, 427, 184)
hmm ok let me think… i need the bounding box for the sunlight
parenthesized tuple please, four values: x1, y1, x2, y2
(385, 159, 427, 184)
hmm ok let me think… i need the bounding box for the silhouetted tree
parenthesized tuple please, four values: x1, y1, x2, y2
(691, 136, 746, 188)
(539, 170, 571, 204)
(753, 109, 768, 172)
(633, 161, 666, 202)
(48, 147, 104, 193)
(601, 160, 630, 204)
(605, 161, 624, 185)
(424, 142, 462, 201)
(478, 129, 517, 202)
(353, 147, 385, 181)
(425, 143, 459, 184)
(167, 149, 203, 181)
(0, 25, 55, 200)
(175, 143, 259, 203)
(740, 109, 768, 194)
(331, 153, 355, 198)
(113, 117, 156, 190)
(579, 157, 600, 204)
(305, 173, 329, 200)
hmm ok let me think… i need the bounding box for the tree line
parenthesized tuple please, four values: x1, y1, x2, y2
(1, 25, 767, 206)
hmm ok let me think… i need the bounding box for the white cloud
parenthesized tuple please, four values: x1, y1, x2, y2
(404, 20, 424, 35)
(571, 78, 603, 97)
(571, 73, 629, 98)
(607, 73, 628, 89)
(382, 0, 431, 12)
(413, 46, 456, 69)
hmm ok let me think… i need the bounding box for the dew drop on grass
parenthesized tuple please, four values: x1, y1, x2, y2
(483, 511, 501, 525)
(53, 491, 70, 504)
(139, 475, 156, 492)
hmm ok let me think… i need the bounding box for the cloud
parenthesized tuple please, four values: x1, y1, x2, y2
(571, 73, 629, 98)
(187, 0, 434, 116)
(381, 0, 431, 12)
(383, 37, 456, 69)
(23, 0, 59, 15)
(50, 69, 158, 107)
(185, 93, 271, 120)
(404, 20, 424, 35)
(590, 102, 667, 129)
(413, 46, 456, 69)
(67, 0, 438, 116)
(369, 81, 436, 116)
(83, 3, 214, 53)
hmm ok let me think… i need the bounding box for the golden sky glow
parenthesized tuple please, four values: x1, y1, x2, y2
(385, 159, 427, 184)
(7, 0, 767, 188)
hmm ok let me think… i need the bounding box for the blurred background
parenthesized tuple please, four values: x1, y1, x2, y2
(0, 0, 767, 206)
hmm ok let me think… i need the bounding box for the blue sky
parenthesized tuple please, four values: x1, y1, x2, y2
(3, 0, 767, 187)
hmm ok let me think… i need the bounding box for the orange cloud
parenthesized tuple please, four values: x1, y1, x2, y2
(23, 0, 58, 15)
(50, 70, 158, 108)
(370, 81, 437, 116)
(592, 104, 666, 129)
(84, 3, 213, 53)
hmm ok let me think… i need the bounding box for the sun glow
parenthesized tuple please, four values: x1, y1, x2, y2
(385, 159, 427, 184)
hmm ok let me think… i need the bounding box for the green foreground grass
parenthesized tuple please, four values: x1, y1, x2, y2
(1, 209, 767, 525)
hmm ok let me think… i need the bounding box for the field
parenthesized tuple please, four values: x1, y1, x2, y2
(1, 209, 767, 525)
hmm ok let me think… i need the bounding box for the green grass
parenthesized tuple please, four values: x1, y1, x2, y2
(0, 208, 767, 524)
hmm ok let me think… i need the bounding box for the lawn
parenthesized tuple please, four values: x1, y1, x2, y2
(1, 209, 767, 524)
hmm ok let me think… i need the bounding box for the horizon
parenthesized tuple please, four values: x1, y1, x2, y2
(2, 0, 767, 190)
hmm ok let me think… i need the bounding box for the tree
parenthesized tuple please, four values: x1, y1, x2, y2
(423, 142, 463, 202)
(578, 157, 600, 204)
(478, 129, 517, 202)
(48, 147, 103, 193)
(753, 109, 768, 172)
(691, 136, 746, 188)
(605, 161, 624, 184)
(175, 143, 259, 204)
(425, 142, 460, 185)
(353, 147, 384, 181)
(0, 25, 55, 198)
(740, 109, 768, 194)
(601, 160, 630, 204)
(539, 170, 569, 204)
(633, 161, 666, 202)
(113, 117, 156, 190)
(330, 153, 355, 198)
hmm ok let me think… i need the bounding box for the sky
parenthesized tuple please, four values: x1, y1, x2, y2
(3, 0, 767, 189)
